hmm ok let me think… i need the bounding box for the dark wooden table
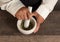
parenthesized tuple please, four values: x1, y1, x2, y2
(0, 10, 60, 42)
(0, 10, 60, 35)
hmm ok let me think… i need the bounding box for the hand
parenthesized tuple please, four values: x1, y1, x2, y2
(15, 7, 31, 20)
(31, 12, 44, 33)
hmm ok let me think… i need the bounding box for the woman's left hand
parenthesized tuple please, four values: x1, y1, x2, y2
(30, 12, 44, 33)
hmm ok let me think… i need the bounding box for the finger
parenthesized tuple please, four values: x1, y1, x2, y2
(17, 15, 22, 20)
(34, 23, 40, 33)
(18, 11, 24, 20)
(29, 13, 38, 19)
(20, 11, 26, 20)
(23, 10, 28, 20)
(24, 14, 28, 20)
(25, 11, 29, 20)
(22, 14, 25, 20)
(34, 18, 41, 33)
(27, 13, 35, 19)
(27, 13, 31, 19)
(17, 11, 23, 20)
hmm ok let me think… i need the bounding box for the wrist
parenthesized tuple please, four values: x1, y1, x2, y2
(33, 12, 44, 24)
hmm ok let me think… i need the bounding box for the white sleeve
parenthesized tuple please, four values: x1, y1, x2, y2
(0, 0, 11, 2)
(36, 0, 58, 20)
(0, 0, 25, 17)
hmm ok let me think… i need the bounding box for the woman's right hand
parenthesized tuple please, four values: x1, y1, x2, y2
(15, 7, 32, 20)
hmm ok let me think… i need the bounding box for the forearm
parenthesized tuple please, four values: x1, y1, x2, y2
(36, 0, 58, 20)
(0, 0, 25, 17)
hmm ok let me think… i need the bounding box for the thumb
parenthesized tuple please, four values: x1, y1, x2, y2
(27, 13, 35, 19)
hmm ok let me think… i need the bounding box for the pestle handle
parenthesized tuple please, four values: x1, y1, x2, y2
(24, 7, 32, 28)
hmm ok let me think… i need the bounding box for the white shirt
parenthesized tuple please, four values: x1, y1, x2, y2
(0, 0, 58, 20)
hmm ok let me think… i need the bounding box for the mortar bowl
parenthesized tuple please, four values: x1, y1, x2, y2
(17, 17, 37, 35)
